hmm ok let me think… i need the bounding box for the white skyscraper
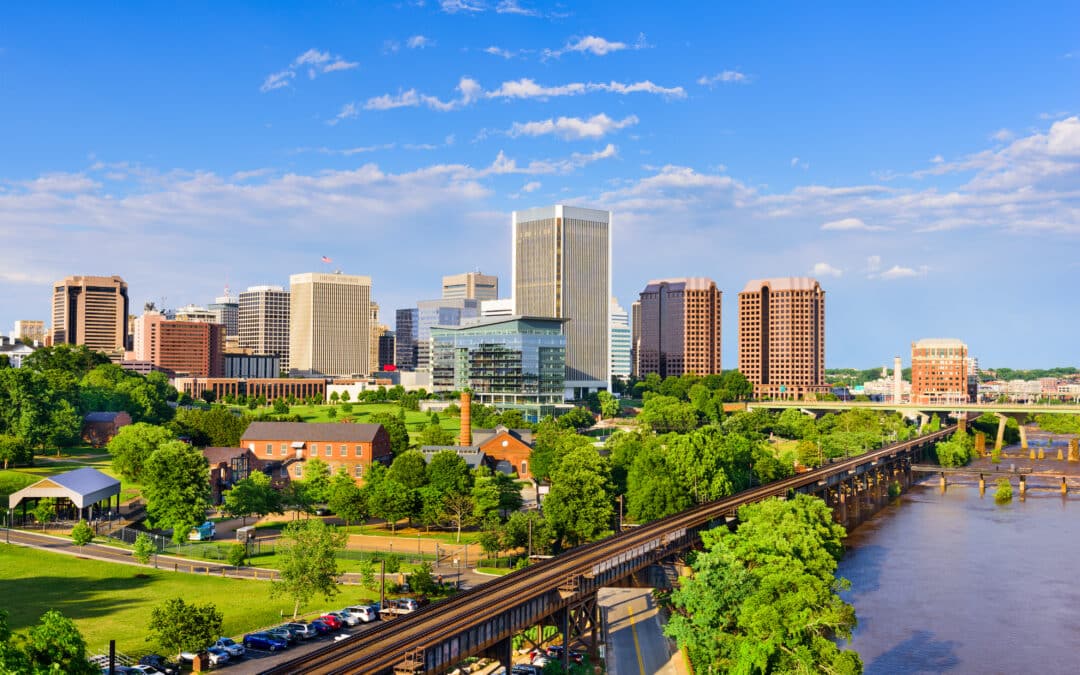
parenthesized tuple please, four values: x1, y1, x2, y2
(238, 285, 290, 370)
(512, 204, 611, 398)
(610, 297, 631, 382)
(289, 272, 372, 377)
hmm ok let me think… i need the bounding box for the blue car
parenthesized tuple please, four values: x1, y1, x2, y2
(242, 632, 288, 652)
(308, 619, 333, 635)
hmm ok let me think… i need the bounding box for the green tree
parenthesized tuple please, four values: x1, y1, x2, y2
(626, 444, 693, 523)
(200, 389, 217, 405)
(107, 422, 176, 482)
(21, 344, 109, 377)
(133, 532, 156, 564)
(367, 478, 413, 533)
(300, 457, 333, 505)
(271, 519, 348, 618)
(22, 610, 97, 674)
(142, 441, 211, 543)
(327, 466, 368, 528)
(426, 450, 474, 495)
(147, 598, 223, 660)
(440, 492, 476, 543)
(71, 519, 94, 546)
(0, 609, 31, 673)
(223, 470, 283, 524)
(330, 391, 340, 404)
(273, 398, 290, 415)
(0, 434, 32, 470)
(935, 430, 974, 467)
(32, 498, 56, 531)
(359, 561, 377, 591)
(638, 395, 700, 434)
(417, 421, 455, 447)
(503, 510, 553, 556)
(472, 470, 524, 521)
(340, 390, 351, 403)
(388, 450, 429, 490)
(227, 542, 247, 567)
(557, 407, 595, 431)
(170, 407, 251, 447)
(995, 478, 1013, 503)
(597, 391, 621, 419)
(327, 407, 337, 419)
(543, 447, 614, 548)
(666, 495, 860, 674)
(370, 413, 410, 457)
(529, 423, 593, 482)
(409, 561, 438, 595)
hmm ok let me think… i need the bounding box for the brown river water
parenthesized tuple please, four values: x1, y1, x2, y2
(837, 480, 1080, 674)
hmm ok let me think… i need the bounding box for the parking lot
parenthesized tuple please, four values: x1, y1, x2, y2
(214, 617, 383, 675)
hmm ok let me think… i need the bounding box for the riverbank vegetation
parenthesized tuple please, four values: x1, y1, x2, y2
(995, 478, 1013, 504)
(933, 429, 976, 467)
(666, 495, 862, 674)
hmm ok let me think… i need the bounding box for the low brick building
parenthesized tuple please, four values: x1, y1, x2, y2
(201, 446, 294, 504)
(472, 426, 535, 480)
(81, 411, 133, 447)
(239, 422, 392, 485)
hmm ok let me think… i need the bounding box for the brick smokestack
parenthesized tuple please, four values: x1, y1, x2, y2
(460, 391, 472, 446)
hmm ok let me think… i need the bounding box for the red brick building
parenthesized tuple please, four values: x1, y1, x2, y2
(81, 411, 132, 447)
(473, 426, 536, 480)
(134, 313, 224, 377)
(239, 421, 392, 485)
(202, 446, 290, 504)
(173, 377, 325, 403)
(911, 338, 970, 405)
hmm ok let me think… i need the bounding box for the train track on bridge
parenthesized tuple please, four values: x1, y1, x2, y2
(261, 426, 955, 675)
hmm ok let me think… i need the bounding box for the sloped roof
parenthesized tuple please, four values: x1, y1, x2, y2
(420, 446, 488, 469)
(241, 421, 384, 443)
(202, 447, 252, 465)
(8, 467, 120, 510)
(84, 412, 126, 423)
(472, 426, 534, 446)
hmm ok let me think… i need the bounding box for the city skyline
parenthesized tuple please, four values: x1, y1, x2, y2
(1, 2, 1079, 367)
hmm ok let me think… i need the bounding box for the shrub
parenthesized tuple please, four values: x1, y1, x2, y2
(227, 543, 247, 567)
(70, 520, 94, 546)
(133, 532, 156, 564)
(995, 478, 1013, 504)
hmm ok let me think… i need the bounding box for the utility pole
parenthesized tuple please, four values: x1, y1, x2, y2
(379, 560, 386, 611)
(527, 516, 533, 559)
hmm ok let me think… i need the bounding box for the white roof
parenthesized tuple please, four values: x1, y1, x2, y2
(912, 338, 967, 348)
(8, 467, 121, 510)
(741, 277, 822, 293)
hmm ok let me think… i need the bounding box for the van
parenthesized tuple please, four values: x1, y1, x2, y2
(344, 605, 378, 623)
(188, 521, 216, 541)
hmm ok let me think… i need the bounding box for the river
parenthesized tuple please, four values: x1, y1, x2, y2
(838, 480, 1080, 674)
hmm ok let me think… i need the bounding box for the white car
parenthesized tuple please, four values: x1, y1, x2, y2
(344, 605, 378, 623)
(213, 637, 245, 658)
(331, 610, 359, 627)
(128, 666, 164, 675)
(179, 648, 229, 666)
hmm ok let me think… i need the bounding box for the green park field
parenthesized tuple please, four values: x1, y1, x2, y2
(0, 544, 378, 658)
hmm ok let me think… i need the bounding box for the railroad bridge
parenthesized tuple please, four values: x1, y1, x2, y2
(261, 427, 956, 675)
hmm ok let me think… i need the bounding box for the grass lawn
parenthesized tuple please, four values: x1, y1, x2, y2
(0, 544, 380, 658)
(232, 402, 464, 442)
(475, 567, 512, 576)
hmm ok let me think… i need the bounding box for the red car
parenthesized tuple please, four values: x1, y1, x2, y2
(319, 614, 343, 630)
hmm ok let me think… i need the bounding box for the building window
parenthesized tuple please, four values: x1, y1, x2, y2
(520, 460, 528, 476)
(294, 464, 303, 478)
(354, 465, 363, 478)
(280, 467, 287, 478)
(339, 445, 347, 457)
(325, 445, 332, 457)
(355, 445, 363, 458)
(266, 444, 272, 457)
(280, 444, 287, 456)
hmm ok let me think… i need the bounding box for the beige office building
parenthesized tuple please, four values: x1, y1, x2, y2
(369, 302, 388, 375)
(513, 204, 611, 397)
(13, 320, 46, 344)
(442, 272, 499, 301)
(51, 275, 129, 354)
(290, 272, 372, 377)
(238, 285, 290, 370)
(738, 277, 826, 399)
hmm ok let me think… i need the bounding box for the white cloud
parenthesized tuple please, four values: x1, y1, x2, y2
(866, 256, 882, 274)
(930, 154, 945, 164)
(440, 0, 484, 12)
(697, 70, 748, 86)
(363, 77, 480, 112)
(260, 48, 357, 92)
(483, 46, 516, 59)
(328, 102, 359, 125)
(880, 265, 927, 280)
(821, 217, 890, 232)
(18, 172, 100, 193)
(790, 157, 809, 170)
(495, 0, 539, 15)
(990, 128, 1014, 143)
(509, 114, 639, 140)
(521, 181, 541, 192)
(407, 35, 432, 49)
(811, 262, 843, 277)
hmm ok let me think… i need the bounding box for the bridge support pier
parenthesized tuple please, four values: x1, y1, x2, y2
(975, 432, 987, 457)
(939, 472, 947, 492)
(1019, 475, 1027, 499)
(1019, 423, 1029, 451)
(979, 474, 986, 496)
(995, 413, 1007, 453)
(1063, 477, 1069, 496)
(1070, 439, 1080, 462)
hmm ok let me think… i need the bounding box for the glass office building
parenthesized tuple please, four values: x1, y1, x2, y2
(431, 316, 567, 422)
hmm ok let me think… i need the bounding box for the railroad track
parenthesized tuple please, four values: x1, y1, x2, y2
(263, 426, 954, 674)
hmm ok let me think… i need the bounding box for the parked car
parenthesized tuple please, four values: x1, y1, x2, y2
(128, 666, 163, 675)
(344, 605, 378, 623)
(511, 666, 542, 675)
(268, 626, 297, 643)
(285, 622, 317, 639)
(330, 610, 358, 626)
(531, 655, 551, 668)
(318, 614, 343, 630)
(137, 655, 178, 675)
(313, 506, 332, 516)
(205, 647, 230, 666)
(242, 632, 288, 652)
(308, 619, 333, 635)
(213, 637, 245, 658)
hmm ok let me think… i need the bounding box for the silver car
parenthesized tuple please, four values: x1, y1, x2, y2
(285, 622, 317, 639)
(331, 610, 359, 627)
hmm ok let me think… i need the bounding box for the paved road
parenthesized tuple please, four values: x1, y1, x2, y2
(600, 587, 686, 675)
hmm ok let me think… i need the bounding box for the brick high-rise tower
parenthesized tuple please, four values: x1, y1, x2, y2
(636, 278, 722, 378)
(738, 277, 826, 399)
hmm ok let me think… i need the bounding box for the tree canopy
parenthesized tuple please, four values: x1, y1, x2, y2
(271, 519, 348, 618)
(107, 422, 176, 482)
(543, 446, 614, 548)
(142, 441, 211, 543)
(147, 598, 223, 659)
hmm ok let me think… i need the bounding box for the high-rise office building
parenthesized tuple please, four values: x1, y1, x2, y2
(175, 304, 217, 323)
(637, 278, 722, 379)
(911, 338, 971, 405)
(209, 292, 239, 338)
(51, 275, 129, 354)
(610, 298, 632, 382)
(442, 272, 499, 301)
(631, 300, 641, 377)
(480, 299, 514, 318)
(512, 204, 611, 397)
(738, 277, 826, 399)
(133, 312, 224, 377)
(395, 308, 418, 370)
(415, 298, 480, 371)
(289, 272, 372, 377)
(238, 285, 290, 371)
(12, 320, 45, 344)
(378, 330, 396, 370)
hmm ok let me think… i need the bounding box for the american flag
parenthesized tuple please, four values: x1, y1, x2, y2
(321, 256, 332, 264)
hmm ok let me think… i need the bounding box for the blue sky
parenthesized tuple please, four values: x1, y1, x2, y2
(1, 1, 1078, 368)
